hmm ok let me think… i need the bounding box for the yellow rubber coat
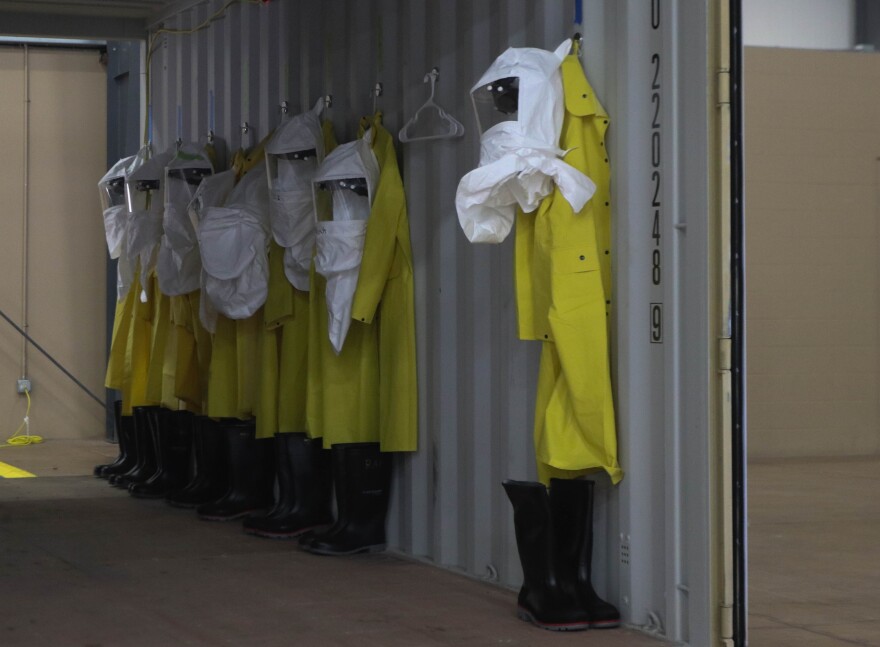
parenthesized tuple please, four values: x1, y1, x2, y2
(204, 141, 271, 421)
(120, 272, 154, 415)
(145, 275, 177, 409)
(257, 122, 337, 440)
(515, 54, 621, 484)
(171, 291, 211, 413)
(306, 116, 418, 451)
(350, 115, 418, 453)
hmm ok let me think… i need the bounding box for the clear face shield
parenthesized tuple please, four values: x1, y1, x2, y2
(125, 174, 160, 213)
(100, 175, 127, 212)
(165, 165, 212, 206)
(314, 177, 370, 222)
(471, 76, 520, 136)
(268, 149, 319, 192)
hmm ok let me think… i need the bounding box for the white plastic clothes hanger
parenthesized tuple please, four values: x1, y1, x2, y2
(399, 67, 465, 143)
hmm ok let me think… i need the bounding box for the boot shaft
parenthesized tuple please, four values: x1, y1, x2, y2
(549, 478, 594, 583)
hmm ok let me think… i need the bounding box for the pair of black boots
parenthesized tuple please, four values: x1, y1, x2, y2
(271, 442, 391, 556)
(242, 433, 333, 538)
(195, 419, 276, 522)
(94, 404, 192, 498)
(503, 478, 620, 631)
(166, 416, 229, 509)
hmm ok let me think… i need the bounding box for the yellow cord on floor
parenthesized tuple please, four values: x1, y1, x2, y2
(2, 389, 43, 447)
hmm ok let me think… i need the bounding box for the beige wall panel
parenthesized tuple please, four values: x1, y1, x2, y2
(746, 47, 880, 459)
(0, 47, 28, 442)
(0, 47, 107, 443)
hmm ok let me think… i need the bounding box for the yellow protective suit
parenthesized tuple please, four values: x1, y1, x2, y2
(257, 122, 337, 440)
(120, 271, 154, 415)
(105, 286, 134, 394)
(171, 291, 211, 412)
(204, 141, 270, 421)
(515, 53, 621, 484)
(351, 114, 418, 453)
(144, 274, 178, 410)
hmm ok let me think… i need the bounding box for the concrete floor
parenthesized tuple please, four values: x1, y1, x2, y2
(747, 457, 880, 647)
(0, 440, 662, 647)
(4, 441, 877, 646)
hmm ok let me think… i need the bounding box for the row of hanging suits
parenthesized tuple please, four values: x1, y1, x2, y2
(95, 103, 417, 556)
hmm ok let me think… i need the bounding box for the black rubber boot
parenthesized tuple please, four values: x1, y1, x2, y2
(549, 478, 621, 629)
(305, 443, 391, 556)
(130, 410, 194, 499)
(96, 402, 139, 480)
(197, 419, 275, 522)
(94, 400, 127, 478)
(111, 406, 158, 489)
(502, 479, 590, 631)
(298, 444, 346, 549)
(166, 417, 229, 508)
(244, 433, 333, 539)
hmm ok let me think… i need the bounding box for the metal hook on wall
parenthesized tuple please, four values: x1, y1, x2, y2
(280, 100, 289, 115)
(371, 82, 383, 113)
(324, 94, 333, 109)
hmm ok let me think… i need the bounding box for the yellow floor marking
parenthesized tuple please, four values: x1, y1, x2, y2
(0, 461, 36, 478)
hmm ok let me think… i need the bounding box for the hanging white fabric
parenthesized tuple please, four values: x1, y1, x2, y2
(125, 146, 176, 294)
(311, 134, 380, 353)
(157, 144, 214, 296)
(455, 40, 596, 244)
(265, 99, 325, 291)
(189, 169, 236, 332)
(198, 165, 271, 321)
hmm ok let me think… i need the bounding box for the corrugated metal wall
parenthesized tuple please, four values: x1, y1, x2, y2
(149, 0, 598, 591)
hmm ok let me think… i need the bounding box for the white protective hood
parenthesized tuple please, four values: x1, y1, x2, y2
(188, 169, 236, 333)
(455, 39, 596, 244)
(99, 155, 137, 301)
(157, 144, 213, 296)
(265, 99, 325, 291)
(198, 165, 271, 321)
(312, 134, 380, 354)
(125, 147, 176, 293)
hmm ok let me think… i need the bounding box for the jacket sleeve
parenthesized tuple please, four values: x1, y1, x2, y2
(351, 130, 405, 324)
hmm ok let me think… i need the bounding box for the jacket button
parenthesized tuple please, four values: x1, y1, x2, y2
(544, 334, 549, 339)
(579, 255, 585, 261)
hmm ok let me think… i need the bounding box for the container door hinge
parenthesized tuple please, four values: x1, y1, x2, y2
(717, 68, 730, 106)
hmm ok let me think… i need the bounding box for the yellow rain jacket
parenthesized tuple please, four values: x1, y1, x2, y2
(257, 122, 337, 440)
(351, 115, 418, 453)
(515, 54, 621, 484)
(204, 141, 271, 421)
(306, 116, 417, 452)
(171, 291, 212, 412)
(120, 271, 154, 415)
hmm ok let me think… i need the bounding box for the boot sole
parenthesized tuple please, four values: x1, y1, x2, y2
(306, 543, 387, 556)
(516, 608, 590, 632)
(165, 499, 201, 509)
(243, 524, 325, 540)
(198, 509, 262, 522)
(590, 619, 621, 629)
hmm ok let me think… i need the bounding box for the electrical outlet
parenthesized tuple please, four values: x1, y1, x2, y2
(16, 379, 31, 394)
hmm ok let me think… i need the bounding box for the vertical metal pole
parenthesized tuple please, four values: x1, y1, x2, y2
(21, 44, 30, 382)
(728, 1, 748, 644)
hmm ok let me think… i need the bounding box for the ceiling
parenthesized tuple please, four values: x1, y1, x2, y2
(0, 0, 180, 39)
(0, 0, 172, 19)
